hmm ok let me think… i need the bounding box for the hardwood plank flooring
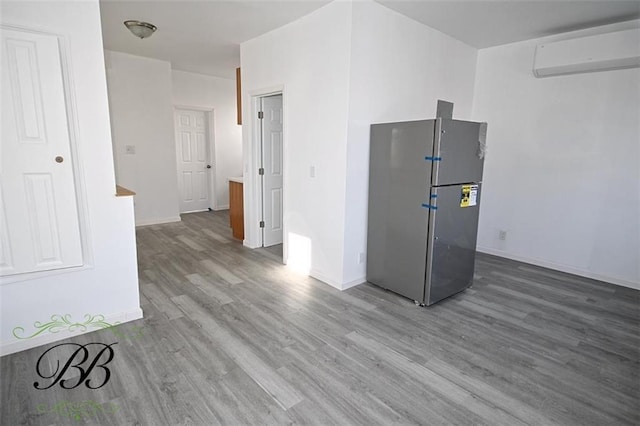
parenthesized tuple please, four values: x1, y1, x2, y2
(1, 210, 638, 425)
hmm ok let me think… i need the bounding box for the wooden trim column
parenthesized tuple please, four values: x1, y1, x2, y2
(236, 67, 242, 125)
(229, 180, 244, 240)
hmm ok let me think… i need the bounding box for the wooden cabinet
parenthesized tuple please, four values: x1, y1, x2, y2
(229, 180, 244, 240)
(236, 67, 242, 125)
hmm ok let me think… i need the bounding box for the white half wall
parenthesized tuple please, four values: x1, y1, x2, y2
(342, 1, 478, 285)
(472, 21, 640, 289)
(105, 50, 180, 226)
(1, 1, 141, 355)
(240, 1, 353, 288)
(171, 70, 242, 210)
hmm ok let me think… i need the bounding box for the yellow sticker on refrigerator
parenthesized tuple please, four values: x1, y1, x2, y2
(460, 184, 478, 207)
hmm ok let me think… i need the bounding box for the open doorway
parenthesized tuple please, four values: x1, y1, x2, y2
(257, 94, 283, 251)
(174, 107, 216, 213)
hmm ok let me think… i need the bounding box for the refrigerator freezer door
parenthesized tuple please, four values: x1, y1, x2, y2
(367, 120, 435, 302)
(432, 119, 485, 186)
(425, 183, 482, 305)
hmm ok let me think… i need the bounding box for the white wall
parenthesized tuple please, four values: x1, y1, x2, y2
(105, 50, 180, 226)
(171, 70, 242, 210)
(241, 1, 353, 287)
(472, 21, 640, 289)
(241, 0, 479, 290)
(1, 1, 141, 355)
(342, 1, 478, 286)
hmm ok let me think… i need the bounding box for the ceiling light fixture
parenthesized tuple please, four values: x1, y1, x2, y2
(124, 20, 157, 39)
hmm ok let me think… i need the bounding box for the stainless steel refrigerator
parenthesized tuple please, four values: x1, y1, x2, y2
(367, 112, 487, 306)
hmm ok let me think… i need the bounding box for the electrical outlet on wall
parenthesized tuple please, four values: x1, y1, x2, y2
(498, 230, 507, 241)
(358, 252, 365, 264)
(125, 145, 136, 155)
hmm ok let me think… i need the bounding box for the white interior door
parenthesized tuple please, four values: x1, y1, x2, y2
(175, 109, 211, 213)
(1, 28, 83, 276)
(260, 95, 283, 247)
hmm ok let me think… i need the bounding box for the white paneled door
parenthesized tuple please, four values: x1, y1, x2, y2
(0, 28, 83, 276)
(175, 109, 211, 213)
(260, 95, 283, 247)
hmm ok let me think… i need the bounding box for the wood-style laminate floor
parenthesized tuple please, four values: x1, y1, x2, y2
(1, 211, 638, 425)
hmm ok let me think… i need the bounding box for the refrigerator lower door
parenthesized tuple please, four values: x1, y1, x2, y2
(367, 120, 435, 302)
(424, 183, 481, 305)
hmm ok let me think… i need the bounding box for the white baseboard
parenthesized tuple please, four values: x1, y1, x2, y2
(214, 205, 229, 211)
(180, 209, 209, 214)
(342, 276, 367, 290)
(309, 269, 365, 291)
(135, 216, 181, 227)
(243, 239, 259, 249)
(477, 246, 639, 290)
(0, 308, 144, 357)
(310, 269, 341, 290)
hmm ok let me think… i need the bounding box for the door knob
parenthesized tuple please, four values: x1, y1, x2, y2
(206, 165, 212, 169)
(55, 156, 64, 163)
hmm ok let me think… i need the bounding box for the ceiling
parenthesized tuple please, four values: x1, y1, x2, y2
(378, 0, 640, 49)
(99, 0, 332, 78)
(99, 0, 640, 79)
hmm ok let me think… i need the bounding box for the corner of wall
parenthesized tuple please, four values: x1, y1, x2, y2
(471, 26, 640, 288)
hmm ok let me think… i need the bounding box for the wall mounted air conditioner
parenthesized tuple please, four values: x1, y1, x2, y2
(533, 28, 640, 77)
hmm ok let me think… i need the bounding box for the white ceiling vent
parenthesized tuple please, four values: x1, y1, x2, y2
(533, 28, 640, 78)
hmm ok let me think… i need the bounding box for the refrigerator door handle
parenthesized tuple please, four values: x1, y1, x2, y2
(424, 186, 438, 305)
